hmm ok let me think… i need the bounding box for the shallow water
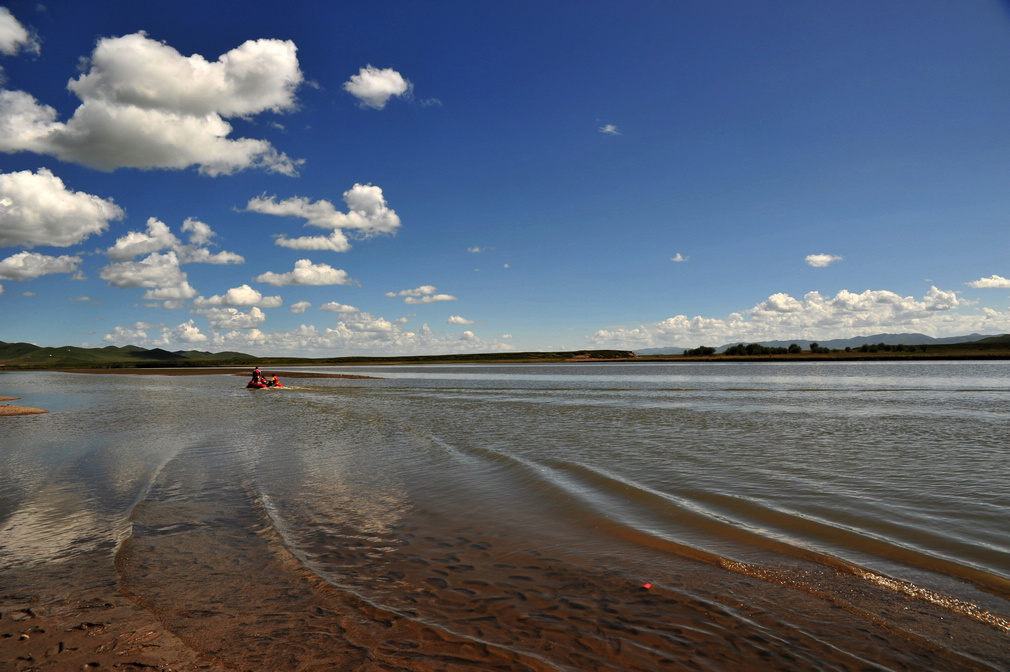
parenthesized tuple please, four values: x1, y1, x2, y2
(1, 361, 1008, 670)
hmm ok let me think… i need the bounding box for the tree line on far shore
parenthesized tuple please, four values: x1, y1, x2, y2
(683, 342, 931, 357)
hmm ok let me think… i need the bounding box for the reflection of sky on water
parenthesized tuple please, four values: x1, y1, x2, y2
(286, 360, 1010, 392)
(0, 484, 104, 566)
(0, 372, 237, 565)
(248, 391, 411, 559)
(1, 364, 1008, 615)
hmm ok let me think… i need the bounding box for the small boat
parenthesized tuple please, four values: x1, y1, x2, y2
(247, 379, 283, 389)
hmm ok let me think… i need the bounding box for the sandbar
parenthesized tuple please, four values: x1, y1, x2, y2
(0, 397, 47, 416)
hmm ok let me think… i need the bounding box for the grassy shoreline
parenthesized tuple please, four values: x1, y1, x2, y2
(3, 342, 1010, 371)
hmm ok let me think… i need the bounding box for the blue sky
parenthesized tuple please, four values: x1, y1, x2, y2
(1, 1, 1009, 356)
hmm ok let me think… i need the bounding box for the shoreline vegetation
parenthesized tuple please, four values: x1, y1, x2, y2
(2, 334, 1010, 372)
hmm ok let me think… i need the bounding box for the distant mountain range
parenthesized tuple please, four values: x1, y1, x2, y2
(634, 333, 1007, 356)
(0, 341, 254, 369)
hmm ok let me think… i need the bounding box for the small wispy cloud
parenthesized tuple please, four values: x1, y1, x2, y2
(468, 246, 486, 253)
(599, 124, 620, 135)
(671, 253, 687, 263)
(447, 315, 475, 325)
(805, 253, 842, 268)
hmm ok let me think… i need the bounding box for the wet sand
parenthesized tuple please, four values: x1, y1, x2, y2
(4, 525, 998, 672)
(0, 564, 228, 671)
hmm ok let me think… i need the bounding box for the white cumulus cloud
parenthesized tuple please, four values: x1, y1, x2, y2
(343, 65, 410, 109)
(247, 183, 401, 252)
(0, 251, 81, 280)
(255, 259, 353, 287)
(448, 315, 475, 325)
(0, 169, 124, 248)
(599, 124, 620, 135)
(320, 301, 358, 313)
(153, 320, 208, 345)
(289, 300, 311, 314)
(192, 284, 282, 308)
(966, 274, 1010, 289)
(588, 286, 975, 350)
(100, 250, 193, 300)
(181, 217, 215, 246)
(103, 322, 151, 344)
(386, 285, 457, 304)
(103, 316, 515, 357)
(106, 217, 180, 260)
(195, 306, 266, 330)
(0, 32, 303, 175)
(106, 217, 244, 265)
(0, 8, 39, 57)
(275, 230, 351, 252)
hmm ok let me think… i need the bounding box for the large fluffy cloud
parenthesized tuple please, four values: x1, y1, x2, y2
(0, 32, 303, 175)
(343, 65, 410, 109)
(0, 169, 124, 248)
(246, 183, 401, 252)
(255, 259, 353, 286)
(0, 251, 81, 280)
(588, 287, 982, 349)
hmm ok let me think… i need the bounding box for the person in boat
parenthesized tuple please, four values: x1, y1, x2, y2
(253, 366, 261, 383)
(267, 375, 280, 387)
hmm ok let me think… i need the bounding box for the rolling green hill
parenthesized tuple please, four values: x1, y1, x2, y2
(4, 335, 1009, 370)
(0, 342, 638, 370)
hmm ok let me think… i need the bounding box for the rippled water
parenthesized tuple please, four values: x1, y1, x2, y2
(1, 361, 1008, 670)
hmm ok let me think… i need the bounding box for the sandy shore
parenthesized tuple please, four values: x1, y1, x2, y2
(0, 397, 47, 417)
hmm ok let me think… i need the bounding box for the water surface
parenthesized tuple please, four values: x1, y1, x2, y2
(1, 361, 1007, 670)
